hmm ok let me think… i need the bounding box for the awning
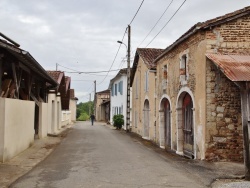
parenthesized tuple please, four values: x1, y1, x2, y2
(206, 54, 250, 81)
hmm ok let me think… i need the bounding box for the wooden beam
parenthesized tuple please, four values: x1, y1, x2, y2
(19, 62, 30, 73)
(12, 63, 19, 98)
(30, 91, 39, 106)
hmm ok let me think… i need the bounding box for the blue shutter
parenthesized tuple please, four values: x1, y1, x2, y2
(120, 81, 123, 95)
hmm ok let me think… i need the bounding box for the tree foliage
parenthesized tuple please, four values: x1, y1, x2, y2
(77, 101, 94, 121)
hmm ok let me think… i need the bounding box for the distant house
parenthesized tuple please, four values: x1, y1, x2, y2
(95, 89, 110, 122)
(47, 71, 73, 132)
(0, 34, 57, 162)
(109, 68, 129, 129)
(130, 48, 163, 138)
(153, 6, 250, 161)
(70, 89, 78, 122)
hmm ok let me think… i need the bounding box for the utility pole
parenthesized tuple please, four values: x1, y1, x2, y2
(89, 93, 91, 116)
(94, 80, 96, 117)
(56, 63, 58, 71)
(126, 25, 131, 132)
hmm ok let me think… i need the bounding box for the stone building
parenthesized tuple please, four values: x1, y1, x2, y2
(153, 6, 250, 161)
(130, 48, 163, 140)
(95, 89, 110, 122)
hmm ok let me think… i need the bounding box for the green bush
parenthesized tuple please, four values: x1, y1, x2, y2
(113, 114, 124, 129)
(77, 112, 89, 121)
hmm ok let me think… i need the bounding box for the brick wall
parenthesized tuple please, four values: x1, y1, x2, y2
(205, 61, 243, 162)
(206, 16, 250, 54)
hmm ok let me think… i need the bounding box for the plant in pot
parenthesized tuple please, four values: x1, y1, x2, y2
(113, 114, 124, 130)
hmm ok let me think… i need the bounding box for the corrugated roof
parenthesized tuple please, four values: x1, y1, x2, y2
(137, 48, 164, 69)
(206, 54, 250, 81)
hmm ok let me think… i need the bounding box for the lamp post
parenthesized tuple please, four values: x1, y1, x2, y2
(117, 25, 131, 132)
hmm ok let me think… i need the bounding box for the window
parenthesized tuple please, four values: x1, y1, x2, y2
(180, 54, 188, 84)
(111, 84, 114, 96)
(144, 71, 149, 92)
(115, 84, 117, 95)
(136, 76, 139, 99)
(119, 81, 123, 95)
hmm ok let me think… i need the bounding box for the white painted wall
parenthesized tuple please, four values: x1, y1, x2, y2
(48, 93, 62, 134)
(70, 99, 77, 122)
(38, 102, 48, 139)
(0, 98, 35, 162)
(110, 74, 128, 129)
(62, 110, 71, 126)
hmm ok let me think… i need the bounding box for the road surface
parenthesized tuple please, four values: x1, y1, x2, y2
(10, 121, 206, 188)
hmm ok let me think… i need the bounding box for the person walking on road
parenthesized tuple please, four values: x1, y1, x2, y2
(90, 114, 95, 126)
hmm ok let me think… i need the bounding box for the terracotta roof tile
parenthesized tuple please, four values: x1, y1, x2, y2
(137, 48, 164, 68)
(47, 71, 64, 83)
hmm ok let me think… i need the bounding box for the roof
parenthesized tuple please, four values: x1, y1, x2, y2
(131, 48, 163, 86)
(0, 39, 58, 87)
(206, 53, 250, 81)
(47, 71, 64, 84)
(96, 89, 110, 94)
(154, 6, 250, 63)
(137, 48, 164, 69)
(108, 68, 127, 89)
(65, 76, 71, 90)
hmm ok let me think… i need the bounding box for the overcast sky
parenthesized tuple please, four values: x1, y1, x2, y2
(0, 0, 249, 103)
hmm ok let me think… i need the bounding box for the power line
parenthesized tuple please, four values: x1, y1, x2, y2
(145, 0, 187, 47)
(130, 0, 145, 25)
(57, 64, 120, 74)
(138, 0, 174, 47)
(97, 28, 127, 85)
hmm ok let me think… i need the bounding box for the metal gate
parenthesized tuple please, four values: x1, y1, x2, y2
(164, 100, 171, 147)
(182, 93, 194, 158)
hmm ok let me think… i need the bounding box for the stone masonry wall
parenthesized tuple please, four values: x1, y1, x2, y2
(205, 62, 243, 162)
(206, 16, 250, 54)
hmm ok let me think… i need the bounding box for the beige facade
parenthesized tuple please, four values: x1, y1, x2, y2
(131, 49, 163, 141)
(130, 7, 250, 162)
(0, 98, 35, 162)
(155, 7, 250, 161)
(95, 90, 110, 122)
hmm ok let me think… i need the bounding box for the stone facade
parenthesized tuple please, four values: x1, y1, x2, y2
(205, 61, 243, 162)
(154, 8, 250, 161)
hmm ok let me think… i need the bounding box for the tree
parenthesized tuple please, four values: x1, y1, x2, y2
(76, 101, 94, 121)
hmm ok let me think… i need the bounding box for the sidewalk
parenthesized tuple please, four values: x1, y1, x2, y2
(0, 124, 72, 188)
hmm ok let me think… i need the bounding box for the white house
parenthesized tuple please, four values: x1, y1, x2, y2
(109, 68, 128, 130)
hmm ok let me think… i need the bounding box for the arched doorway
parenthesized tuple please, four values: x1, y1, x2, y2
(159, 97, 171, 148)
(143, 100, 150, 139)
(164, 99, 171, 148)
(182, 93, 194, 158)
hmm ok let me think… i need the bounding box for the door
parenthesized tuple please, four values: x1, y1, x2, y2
(143, 100, 150, 138)
(182, 93, 194, 158)
(164, 100, 171, 147)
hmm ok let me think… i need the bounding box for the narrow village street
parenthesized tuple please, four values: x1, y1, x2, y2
(10, 121, 209, 188)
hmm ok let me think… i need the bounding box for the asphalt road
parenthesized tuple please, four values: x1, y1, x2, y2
(10, 121, 206, 188)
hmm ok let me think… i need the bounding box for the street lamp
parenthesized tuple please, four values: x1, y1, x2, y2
(117, 25, 131, 132)
(117, 40, 128, 49)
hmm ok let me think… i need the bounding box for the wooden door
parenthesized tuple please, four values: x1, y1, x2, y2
(164, 100, 171, 147)
(182, 94, 194, 158)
